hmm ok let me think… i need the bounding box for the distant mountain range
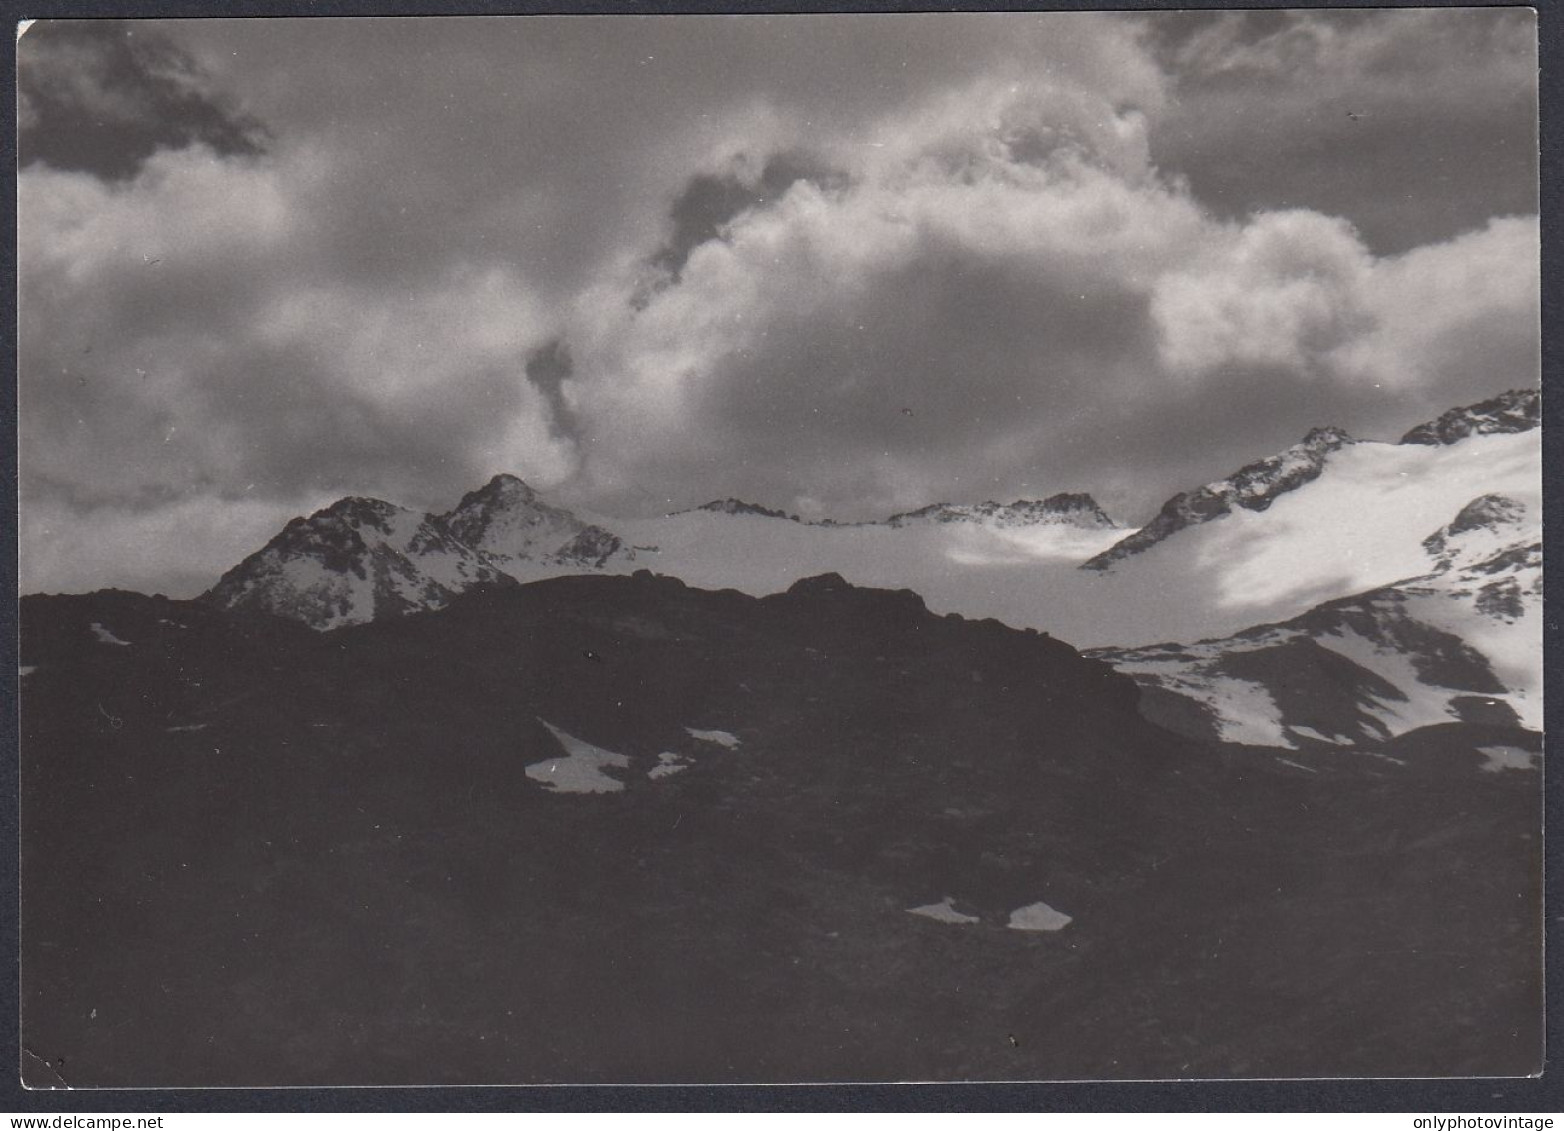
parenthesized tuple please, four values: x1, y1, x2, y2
(671, 492, 1119, 531)
(202, 472, 1125, 632)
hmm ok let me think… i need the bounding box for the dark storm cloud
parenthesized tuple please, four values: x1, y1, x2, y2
(525, 339, 581, 442)
(167, 13, 1165, 301)
(663, 240, 1160, 511)
(1145, 8, 1537, 255)
(18, 20, 267, 180)
(648, 152, 849, 288)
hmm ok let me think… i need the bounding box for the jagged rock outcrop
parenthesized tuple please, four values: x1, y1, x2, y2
(1400, 389, 1540, 446)
(1422, 494, 1528, 568)
(676, 498, 802, 521)
(885, 493, 1116, 530)
(1082, 427, 1354, 571)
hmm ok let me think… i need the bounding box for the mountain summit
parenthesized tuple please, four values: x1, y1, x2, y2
(441, 474, 631, 571)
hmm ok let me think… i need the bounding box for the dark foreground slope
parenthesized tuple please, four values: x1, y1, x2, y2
(20, 574, 1540, 1085)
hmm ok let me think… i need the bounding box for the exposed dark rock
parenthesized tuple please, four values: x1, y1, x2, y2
(1400, 389, 1540, 446)
(1083, 427, 1353, 571)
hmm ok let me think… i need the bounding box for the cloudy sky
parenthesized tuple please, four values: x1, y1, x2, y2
(19, 9, 1539, 597)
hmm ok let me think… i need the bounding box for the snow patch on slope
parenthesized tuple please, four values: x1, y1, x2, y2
(686, 727, 741, 749)
(1311, 627, 1464, 735)
(1008, 902, 1072, 932)
(1478, 745, 1539, 773)
(648, 751, 691, 779)
(907, 897, 980, 925)
(90, 623, 130, 646)
(1109, 652, 1290, 747)
(526, 721, 631, 794)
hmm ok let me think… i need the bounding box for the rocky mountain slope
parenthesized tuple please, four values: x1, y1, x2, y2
(1085, 389, 1540, 572)
(443, 473, 633, 571)
(673, 498, 803, 521)
(204, 497, 511, 630)
(204, 475, 639, 629)
(1082, 427, 1354, 571)
(882, 493, 1116, 530)
(19, 575, 1541, 1084)
(1092, 491, 1541, 749)
(1400, 387, 1540, 446)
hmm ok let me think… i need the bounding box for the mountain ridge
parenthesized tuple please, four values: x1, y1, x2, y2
(198, 388, 1539, 636)
(1081, 426, 1356, 571)
(1083, 389, 1540, 572)
(1400, 388, 1540, 446)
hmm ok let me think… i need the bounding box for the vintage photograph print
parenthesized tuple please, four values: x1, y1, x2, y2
(17, 9, 1542, 1086)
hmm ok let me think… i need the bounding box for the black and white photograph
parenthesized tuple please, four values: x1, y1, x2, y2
(15, 7, 1543, 1087)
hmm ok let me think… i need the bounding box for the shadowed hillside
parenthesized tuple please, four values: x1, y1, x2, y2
(19, 574, 1541, 1085)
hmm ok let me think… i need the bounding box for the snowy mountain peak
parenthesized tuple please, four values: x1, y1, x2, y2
(315, 495, 406, 532)
(885, 493, 1116, 530)
(274, 496, 418, 561)
(203, 470, 641, 629)
(204, 496, 508, 630)
(441, 474, 631, 573)
(454, 473, 541, 509)
(1038, 492, 1116, 523)
(1400, 389, 1539, 446)
(1082, 425, 1355, 571)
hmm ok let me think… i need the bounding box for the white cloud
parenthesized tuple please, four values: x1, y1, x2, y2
(19, 143, 297, 279)
(19, 142, 571, 506)
(1151, 210, 1374, 378)
(560, 72, 1540, 519)
(1334, 216, 1540, 394)
(1149, 210, 1539, 400)
(562, 76, 1213, 511)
